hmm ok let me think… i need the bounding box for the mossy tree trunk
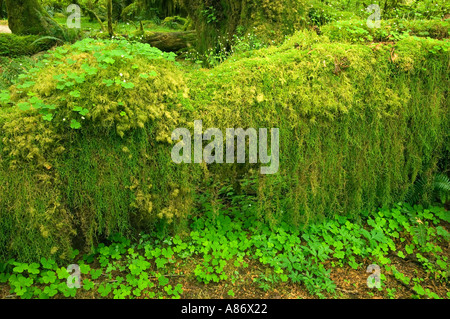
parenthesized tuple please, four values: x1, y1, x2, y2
(140, 30, 196, 52)
(0, 0, 7, 19)
(107, 0, 113, 36)
(5, 0, 62, 36)
(179, 0, 307, 53)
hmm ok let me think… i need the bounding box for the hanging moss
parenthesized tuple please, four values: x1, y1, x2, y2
(0, 38, 198, 262)
(185, 30, 449, 227)
(0, 31, 448, 262)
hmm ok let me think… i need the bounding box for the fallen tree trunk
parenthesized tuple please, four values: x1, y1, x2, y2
(139, 31, 196, 52)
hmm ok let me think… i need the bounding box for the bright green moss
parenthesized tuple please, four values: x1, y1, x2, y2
(180, 0, 309, 52)
(321, 19, 449, 43)
(187, 30, 449, 227)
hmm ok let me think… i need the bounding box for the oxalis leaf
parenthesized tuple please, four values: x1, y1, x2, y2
(69, 90, 81, 98)
(70, 119, 81, 129)
(42, 113, 54, 121)
(121, 81, 135, 89)
(158, 275, 169, 286)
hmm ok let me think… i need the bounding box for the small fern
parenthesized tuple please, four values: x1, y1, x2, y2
(31, 36, 64, 47)
(406, 173, 450, 204)
(433, 173, 450, 203)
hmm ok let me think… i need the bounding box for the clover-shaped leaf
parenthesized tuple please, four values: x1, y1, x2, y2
(70, 119, 81, 129)
(69, 90, 81, 98)
(83, 279, 94, 291)
(90, 269, 102, 280)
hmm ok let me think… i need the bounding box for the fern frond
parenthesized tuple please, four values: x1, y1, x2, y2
(31, 36, 63, 47)
(433, 173, 450, 192)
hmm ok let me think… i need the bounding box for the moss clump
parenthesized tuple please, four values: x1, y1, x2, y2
(5, 0, 64, 37)
(0, 34, 57, 57)
(0, 38, 197, 262)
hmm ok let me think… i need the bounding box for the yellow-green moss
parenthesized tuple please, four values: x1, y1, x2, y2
(0, 39, 197, 262)
(187, 30, 449, 226)
(0, 31, 448, 262)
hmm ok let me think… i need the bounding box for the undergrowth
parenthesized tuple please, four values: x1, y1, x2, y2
(0, 186, 448, 299)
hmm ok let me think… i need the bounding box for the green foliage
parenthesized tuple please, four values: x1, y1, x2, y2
(184, 29, 267, 67)
(0, 29, 448, 264)
(187, 30, 449, 228)
(406, 173, 450, 205)
(0, 195, 447, 299)
(0, 56, 40, 91)
(181, 0, 308, 54)
(321, 19, 449, 43)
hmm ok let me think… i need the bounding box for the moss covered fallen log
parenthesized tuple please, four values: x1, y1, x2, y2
(0, 31, 448, 262)
(138, 31, 197, 52)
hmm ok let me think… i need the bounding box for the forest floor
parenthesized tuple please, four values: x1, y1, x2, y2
(0, 204, 448, 300)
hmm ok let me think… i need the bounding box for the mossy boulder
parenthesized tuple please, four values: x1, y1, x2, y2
(186, 30, 449, 226)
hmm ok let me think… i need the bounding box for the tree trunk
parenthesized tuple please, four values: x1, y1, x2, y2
(140, 31, 196, 52)
(0, 0, 7, 19)
(5, 0, 62, 36)
(179, 0, 307, 53)
(106, 0, 113, 36)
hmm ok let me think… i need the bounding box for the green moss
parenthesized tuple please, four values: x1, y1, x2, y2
(0, 38, 198, 262)
(187, 30, 449, 227)
(180, 0, 309, 52)
(321, 19, 450, 43)
(0, 31, 448, 262)
(162, 16, 189, 30)
(0, 34, 57, 57)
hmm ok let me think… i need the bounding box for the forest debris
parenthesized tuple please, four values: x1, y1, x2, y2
(390, 47, 398, 62)
(333, 56, 350, 75)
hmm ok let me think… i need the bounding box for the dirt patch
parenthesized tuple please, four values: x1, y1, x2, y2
(0, 25, 11, 33)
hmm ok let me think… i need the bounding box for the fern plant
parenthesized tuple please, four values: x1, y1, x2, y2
(406, 173, 450, 205)
(433, 174, 450, 204)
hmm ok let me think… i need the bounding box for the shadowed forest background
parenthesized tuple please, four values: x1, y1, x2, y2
(0, 0, 449, 299)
